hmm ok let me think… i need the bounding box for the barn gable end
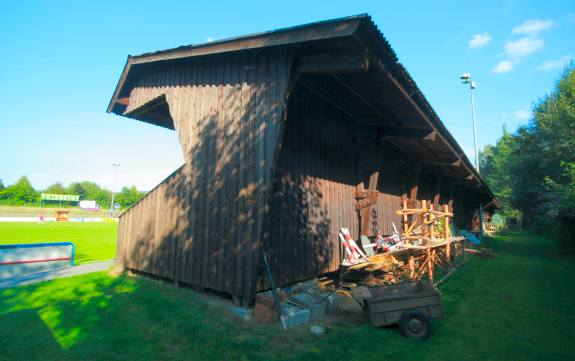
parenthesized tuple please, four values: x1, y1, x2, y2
(118, 53, 294, 299)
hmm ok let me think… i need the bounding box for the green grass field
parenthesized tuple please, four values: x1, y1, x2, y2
(0, 205, 111, 218)
(1, 232, 574, 360)
(0, 222, 118, 264)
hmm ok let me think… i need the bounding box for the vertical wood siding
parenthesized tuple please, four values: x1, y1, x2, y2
(118, 53, 482, 298)
(373, 143, 403, 235)
(262, 85, 403, 287)
(119, 52, 292, 299)
(118, 165, 185, 280)
(263, 85, 357, 285)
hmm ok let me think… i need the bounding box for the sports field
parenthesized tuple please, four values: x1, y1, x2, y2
(0, 205, 111, 218)
(0, 222, 118, 264)
(0, 232, 574, 360)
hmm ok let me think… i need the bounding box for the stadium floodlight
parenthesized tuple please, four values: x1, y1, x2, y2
(460, 73, 479, 173)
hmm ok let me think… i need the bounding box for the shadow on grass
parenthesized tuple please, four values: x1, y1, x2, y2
(483, 231, 566, 259)
(0, 273, 143, 361)
(0, 272, 305, 361)
(0, 309, 66, 360)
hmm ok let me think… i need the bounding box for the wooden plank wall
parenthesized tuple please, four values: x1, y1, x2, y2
(262, 85, 358, 286)
(262, 85, 403, 287)
(118, 51, 484, 297)
(119, 51, 293, 299)
(118, 165, 186, 280)
(373, 143, 404, 235)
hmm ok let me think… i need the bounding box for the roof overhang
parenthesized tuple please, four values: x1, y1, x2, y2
(107, 15, 365, 114)
(106, 14, 501, 208)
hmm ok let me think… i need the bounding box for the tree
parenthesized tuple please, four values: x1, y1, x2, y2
(530, 66, 575, 237)
(72, 181, 111, 209)
(0, 176, 39, 204)
(480, 65, 575, 246)
(480, 126, 516, 211)
(44, 182, 67, 194)
(68, 182, 88, 199)
(115, 185, 144, 208)
(0, 179, 4, 191)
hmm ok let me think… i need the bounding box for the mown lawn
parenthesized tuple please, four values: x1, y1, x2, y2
(0, 205, 111, 218)
(0, 222, 118, 264)
(1, 232, 574, 360)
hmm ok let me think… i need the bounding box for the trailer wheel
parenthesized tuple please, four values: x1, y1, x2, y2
(399, 310, 431, 339)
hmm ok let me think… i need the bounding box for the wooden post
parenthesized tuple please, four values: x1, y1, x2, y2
(408, 163, 421, 208)
(444, 204, 451, 267)
(479, 203, 484, 240)
(447, 183, 455, 211)
(421, 200, 427, 240)
(409, 256, 415, 280)
(433, 175, 443, 211)
(427, 248, 433, 283)
(360, 207, 371, 237)
(354, 129, 383, 238)
(428, 201, 435, 240)
(402, 198, 408, 235)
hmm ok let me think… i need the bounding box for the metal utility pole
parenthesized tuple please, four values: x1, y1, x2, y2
(460, 73, 480, 173)
(110, 163, 120, 213)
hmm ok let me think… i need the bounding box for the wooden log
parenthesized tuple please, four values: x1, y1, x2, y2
(404, 218, 420, 236)
(433, 176, 443, 208)
(427, 248, 433, 283)
(402, 198, 408, 235)
(354, 190, 378, 199)
(421, 200, 427, 239)
(395, 209, 427, 216)
(428, 201, 435, 239)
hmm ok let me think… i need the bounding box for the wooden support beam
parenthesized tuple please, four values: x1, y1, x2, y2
(433, 175, 444, 206)
(409, 164, 421, 207)
(402, 198, 409, 235)
(298, 51, 369, 74)
(298, 77, 428, 157)
(447, 183, 455, 211)
(331, 73, 400, 127)
(354, 191, 378, 210)
(380, 126, 436, 140)
(116, 97, 130, 106)
(371, 59, 482, 186)
(354, 131, 385, 237)
(451, 159, 462, 167)
(299, 77, 369, 126)
(402, 156, 462, 168)
(124, 94, 168, 117)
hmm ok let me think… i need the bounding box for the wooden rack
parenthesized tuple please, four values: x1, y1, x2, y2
(395, 200, 465, 284)
(339, 200, 467, 287)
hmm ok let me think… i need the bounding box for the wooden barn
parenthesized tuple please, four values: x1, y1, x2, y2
(107, 15, 499, 303)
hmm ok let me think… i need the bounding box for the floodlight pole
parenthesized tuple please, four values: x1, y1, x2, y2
(460, 73, 480, 173)
(470, 86, 479, 173)
(110, 163, 120, 213)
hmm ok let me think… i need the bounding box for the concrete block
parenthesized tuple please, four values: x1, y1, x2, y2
(291, 292, 327, 322)
(284, 304, 310, 329)
(326, 293, 342, 313)
(227, 305, 253, 321)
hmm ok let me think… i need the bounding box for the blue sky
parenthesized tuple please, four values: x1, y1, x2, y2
(0, 1, 573, 191)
